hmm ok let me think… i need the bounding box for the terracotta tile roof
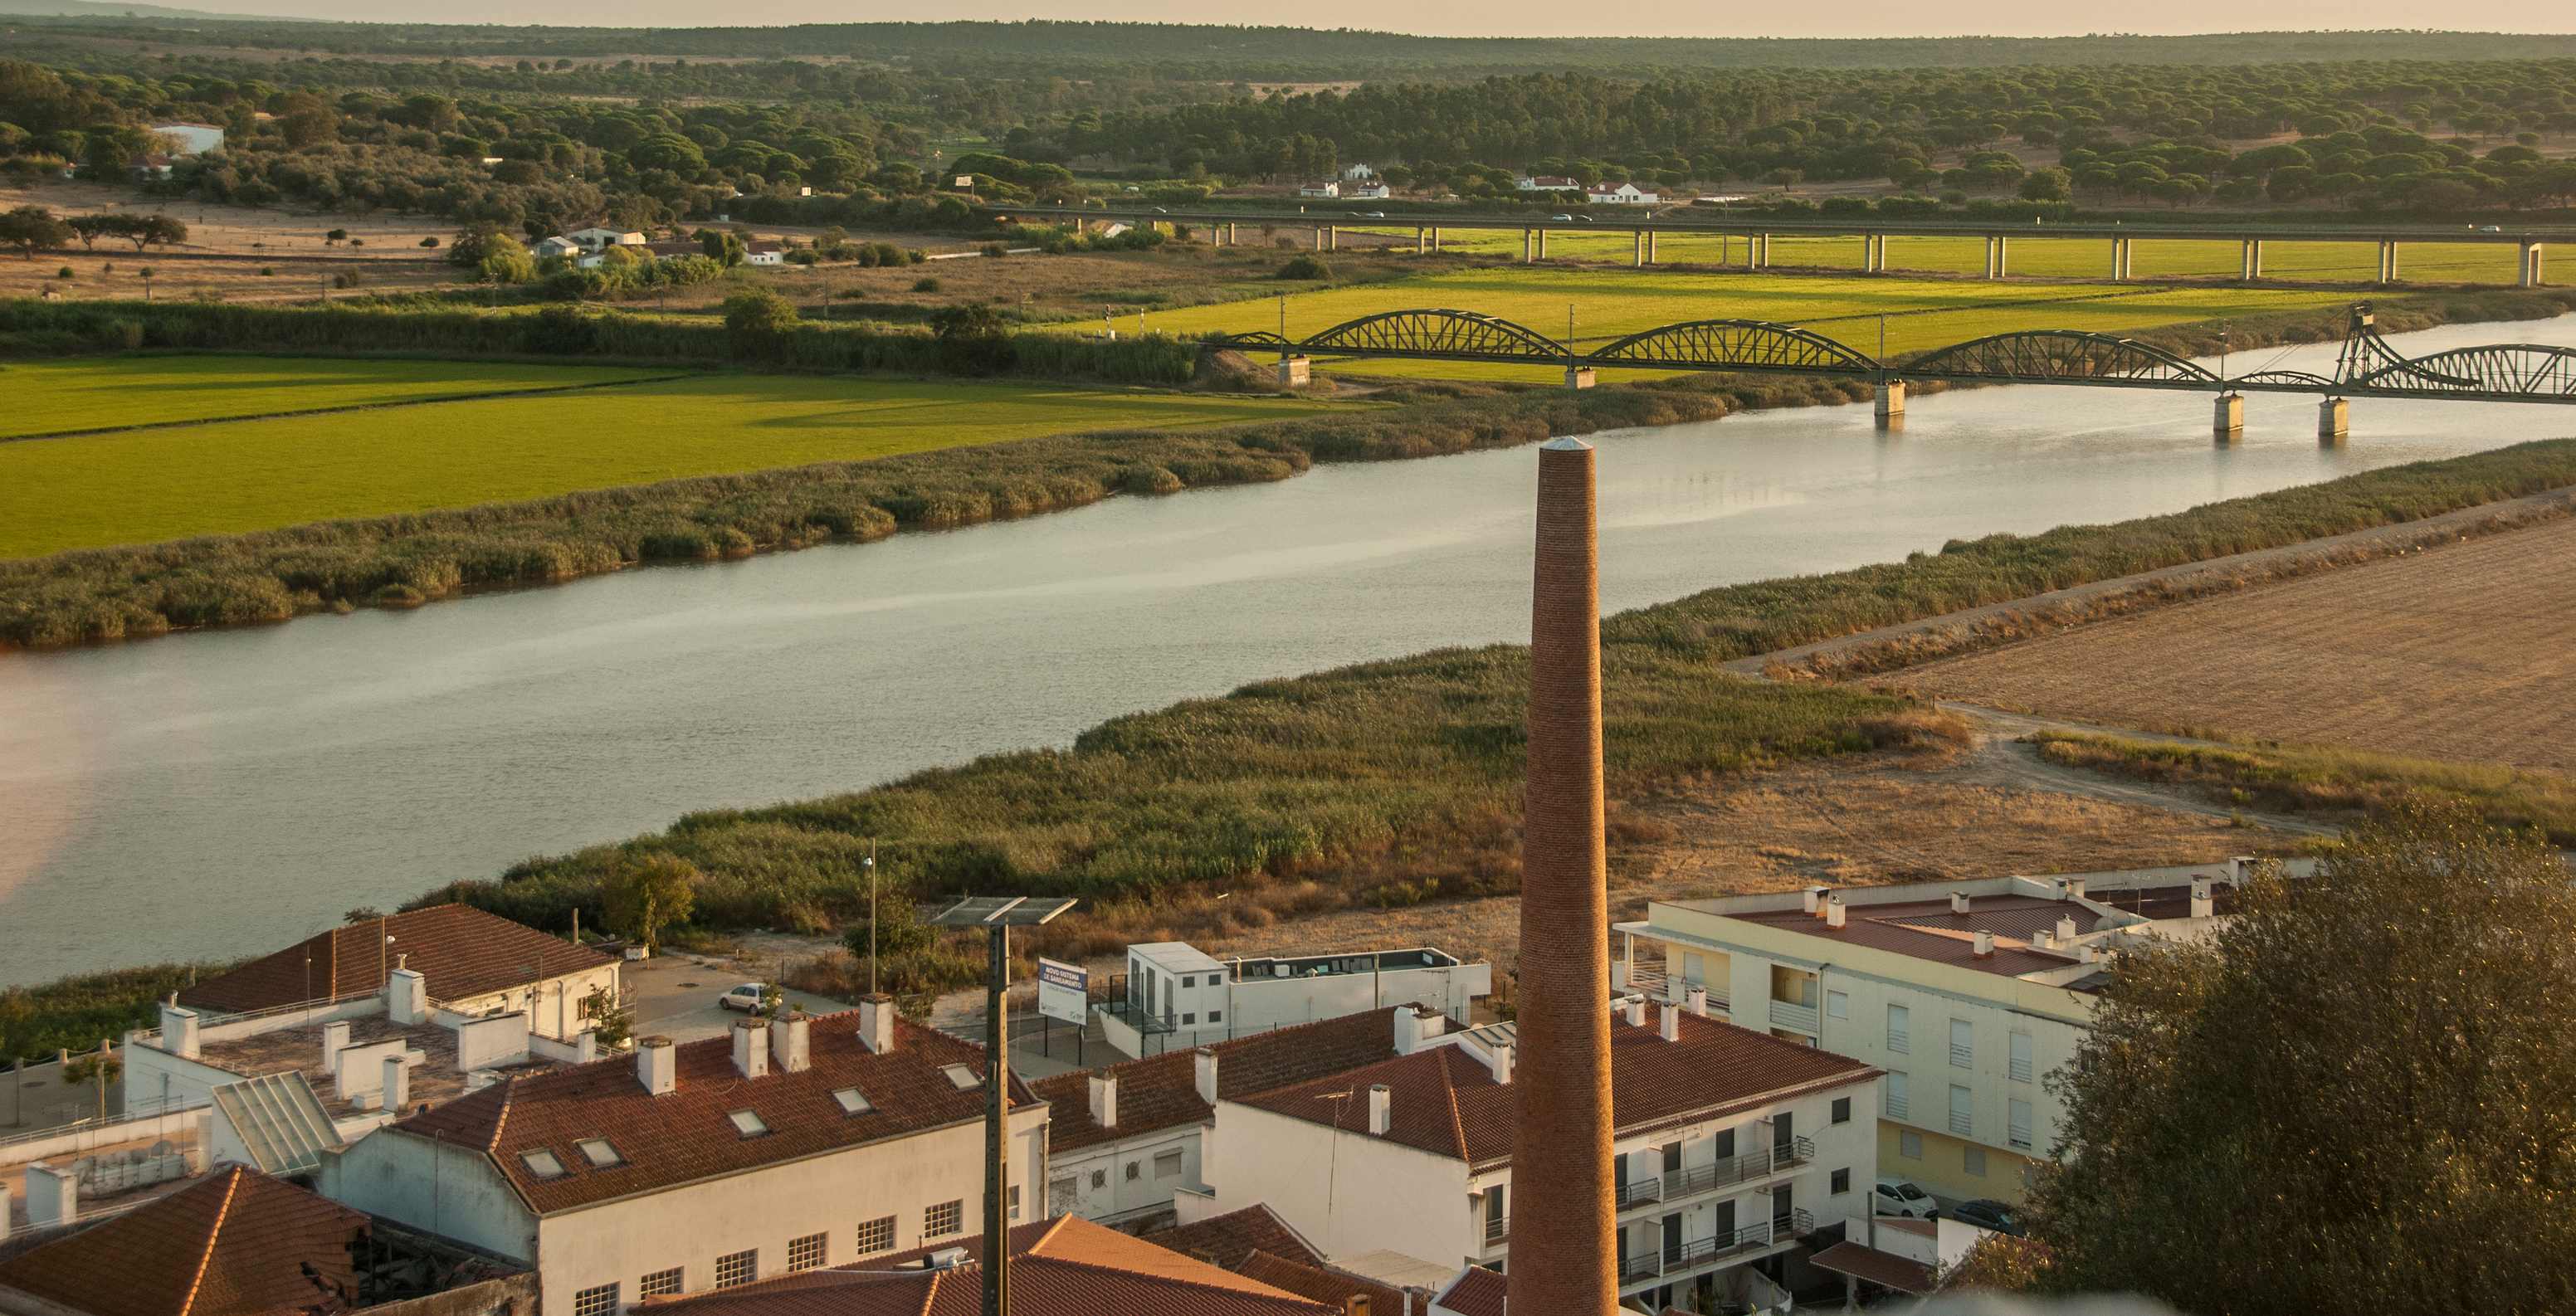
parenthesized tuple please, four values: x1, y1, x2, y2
(1431, 1265, 1505, 1316)
(1237, 1251, 1411, 1314)
(177, 904, 613, 1014)
(642, 1216, 1334, 1315)
(1027, 1008, 1400, 1153)
(1728, 885, 2232, 981)
(1807, 1240, 1937, 1294)
(1236, 1011, 1877, 1166)
(388, 1011, 1037, 1213)
(1139, 1204, 1322, 1270)
(0, 1166, 368, 1316)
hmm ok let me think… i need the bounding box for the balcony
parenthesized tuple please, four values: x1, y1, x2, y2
(1768, 998, 1819, 1034)
(1617, 1211, 1814, 1284)
(1615, 1137, 1815, 1213)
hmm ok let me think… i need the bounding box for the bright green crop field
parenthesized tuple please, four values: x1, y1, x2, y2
(0, 354, 682, 440)
(0, 369, 1358, 558)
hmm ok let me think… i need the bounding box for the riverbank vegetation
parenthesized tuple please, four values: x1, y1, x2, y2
(0, 961, 243, 1062)
(410, 440, 2576, 993)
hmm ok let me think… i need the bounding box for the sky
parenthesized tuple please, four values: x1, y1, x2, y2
(77, 0, 2576, 40)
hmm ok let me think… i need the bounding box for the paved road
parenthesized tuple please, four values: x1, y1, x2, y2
(623, 949, 847, 1045)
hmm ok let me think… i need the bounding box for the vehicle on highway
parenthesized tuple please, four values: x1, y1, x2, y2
(1947, 1198, 2027, 1236)
(1549, 213, 1573, 221)
(718, 982, 770, 1012)
(1875, 1177, 1937, 1219)
(2478, 224, 2502, 232)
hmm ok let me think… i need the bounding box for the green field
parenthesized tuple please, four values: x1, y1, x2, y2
(0, 355, 682, 440)
(1349, 228, 2528, 284)
(0, 368, 1358, 558)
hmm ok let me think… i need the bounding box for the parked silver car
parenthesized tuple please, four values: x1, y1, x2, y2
(1875, 1176, 1937, 1218)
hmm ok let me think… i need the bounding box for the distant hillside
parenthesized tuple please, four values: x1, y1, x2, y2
(0, 0, 314, 21)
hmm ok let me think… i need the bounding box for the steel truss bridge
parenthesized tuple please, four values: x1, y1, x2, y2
(1217, 304, 2576, 405)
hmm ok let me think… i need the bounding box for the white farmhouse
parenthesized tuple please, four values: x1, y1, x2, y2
(1198, 998, 1881, 1314)
(1587, 183, 1661, 204)
(317, 997, 1047, 1316)
(1296, 182, 1340, 198)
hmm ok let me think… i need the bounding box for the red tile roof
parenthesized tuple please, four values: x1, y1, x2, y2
(0, 1166, 368, 1316)
(1432, 1265, 1505, 1316)
(177, 904, 613, 1014)
(1237, 1251, 1411, 1314)
(1139, 1204, 1322, 1270)
(1807, 1241, 1937, 1294)
(640, 1216, 1334, 1315)
(1027, 1008, 1401, 1153)
(389, 1011, 1035, 1213)
(1236, 1011, 1876, 1166)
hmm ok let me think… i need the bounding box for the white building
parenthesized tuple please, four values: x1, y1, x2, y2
(147, 121, 225, 154)
(1296, 182, 1339, 198)
(743, 240, 786, 266)
(1612, 860, 2293, 1206)
(1197, 997, 1881, 1314)
(1106, 942, 1491, 1057)
(317, 997, 1047, 1316)
(1032, 1006, 1405, 1226)
(1515, 176, 1578, 192)
(564, 227, 648, 251)
(1588, 183, 1661, 204)
(1344, 183, 1391, 200)
(1341, 164, 1378, 181)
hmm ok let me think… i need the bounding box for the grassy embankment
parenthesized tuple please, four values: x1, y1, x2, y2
(409, 438, 2576, 1006)
(0, 961, 249, 1061)
(2030, 732, 2576, 845)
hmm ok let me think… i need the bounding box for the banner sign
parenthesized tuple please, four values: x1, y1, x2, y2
(1038, 958, 1088, 1026)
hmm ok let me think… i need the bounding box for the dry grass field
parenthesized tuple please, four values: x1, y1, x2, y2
(1904, 514, 2576, 776)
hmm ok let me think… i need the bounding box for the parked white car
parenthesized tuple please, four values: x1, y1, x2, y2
(718, 982, 769, 1012)
(1875, 1176, 1937, 1218)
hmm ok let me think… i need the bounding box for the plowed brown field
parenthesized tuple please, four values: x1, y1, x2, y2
(1904, 514, 2576, 775)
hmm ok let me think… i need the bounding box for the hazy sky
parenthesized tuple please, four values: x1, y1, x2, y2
(176, 0, 2576, 41)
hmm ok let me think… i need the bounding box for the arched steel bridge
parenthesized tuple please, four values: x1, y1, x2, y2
(1214, 305, 2576, 404)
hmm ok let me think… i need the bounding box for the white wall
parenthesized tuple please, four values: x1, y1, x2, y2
(121, 1045, 249, 1119)
(1046, 1123, 1204, 1224)
(1208, 1101, 1471, 1267)
(321, 1128, 539, 1262)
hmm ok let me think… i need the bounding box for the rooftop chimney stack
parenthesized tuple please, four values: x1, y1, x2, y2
(1394, 1005, 1447, 1056)
(2070, 878, 2088, 899)
(1826, 895, 1847, 930)
(1624, 997, 1647, 1028)
(2056, 914, 2078, 944)
(1368, 1084, 1392, 1136)
(1194, 1048, 1219, 1105)
(2229, 855, 2253, 881)
(772, 1011, 811, 1073)
(1486, 1041, 1515, 1085)
(1659, 1002, 1681, 1042)
(636, 1036, 676, 1096)
(383, 1054, 410, 1114)
(2191, 878, 2215, 919)
(322, 1021, 351, 1077)
(385, 963, 428, 1026)
(731, 1017, 769, 1080)
(1686, 986, 1710, 1017)
(1510, 436, 1616, 1314)
(1950, 891, 1971, 916)
(1801, 886, 1828, 915)
(1089, 1069, 1119, 1128)
(1973, 930, 1996, 958)
(159, 1003, 200, 1060)
(856, 993, 897, 1055)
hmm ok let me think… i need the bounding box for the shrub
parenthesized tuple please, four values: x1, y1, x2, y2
(721, 286, 800, 349)
(913, 277, 942, 292)
(1276, 255, 1331, 280)
(418, 236, 440, 248)
(522, 303, 598, 354)
(55, 266, 71, 280)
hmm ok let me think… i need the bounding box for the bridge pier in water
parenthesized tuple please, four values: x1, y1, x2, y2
(2241, 240, 2263, 281)
(1874, 381, 1905, 426)
(2320, 397, 2349, 443)
(2214, 392, 2245, 441)
(1565, 366, 1595, 390)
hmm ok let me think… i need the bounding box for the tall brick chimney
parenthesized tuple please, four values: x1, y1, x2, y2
(1511, 436, 1615, 1314)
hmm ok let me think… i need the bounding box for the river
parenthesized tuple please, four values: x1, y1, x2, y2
(5, 316, 2574, 985)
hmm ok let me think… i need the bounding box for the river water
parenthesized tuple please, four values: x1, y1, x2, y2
(6, 316, 2574, 985)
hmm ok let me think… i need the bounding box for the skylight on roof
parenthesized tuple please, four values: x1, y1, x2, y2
(728, 1109, 771, 1138)
(520, 1148, 568, 1179)
(832, 1087, 874, 1115)
(576, 1138, 622, 1167)
(941, 1065, 983, 1091)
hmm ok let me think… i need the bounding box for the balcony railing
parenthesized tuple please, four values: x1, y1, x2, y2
(1768, 998, 1820, 1034)
(1615, 1137, 1815, 1211)
(1616, 1211, 1814, 1284)
(1483, 1216, 1509, 1248)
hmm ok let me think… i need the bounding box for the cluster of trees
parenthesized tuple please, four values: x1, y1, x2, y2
(0, 204, 184, 258)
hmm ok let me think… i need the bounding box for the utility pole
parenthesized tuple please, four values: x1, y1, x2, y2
(866, 846, 879, 995)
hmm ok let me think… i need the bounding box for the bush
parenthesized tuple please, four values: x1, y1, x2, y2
(522, 303, 598, 354)
(1276, 255, 1331, 280)
(722, 286, 800, 349)
(418, 236, 440, 248)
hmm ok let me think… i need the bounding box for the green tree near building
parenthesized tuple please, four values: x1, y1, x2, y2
(603, 854, 698, 953)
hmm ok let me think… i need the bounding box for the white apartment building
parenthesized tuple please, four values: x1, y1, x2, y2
(1613, 861, 2300, 1206)
(317, 999, 1047, 1316)
(1107, 942, 1490, 1056)
(1197, 998, 1881, 1314)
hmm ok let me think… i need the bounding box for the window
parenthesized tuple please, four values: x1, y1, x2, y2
(575, 1138, 621, 1168)
(520, 1148, 568, 1179)
(832, 1087, 874, 1115)
(727, 1109, 770, 1138)
(1661, 1142, 1681, 1174)
(1949, 1085, 1973, 1136)
(855, 1216, 895, 1256)
(925, 1200, 963, 1237)
(1682, 952, 1704, 985)
(1900, 1130, 1923, 1160)
(1154, 1151, 1183, 1179)
(1007, 1184, 1022, 1221)
(1769, 965, 1816, 1007)
(640, 1269, 682, 1297)
(1831, 1097, 1852, 1125)
(2009, 1099, 2034, 1151)
(1964, 1146, 1988, 1177)
(1825, 990, 1848, 1020)
(1208, 1011, 1222, 1023)
(2009, 1032, 2033, 1084)
(787, 1233, 827, 1272)
(573, 1284, 618, 1316)
(1125, 1161, 1140, 1182)
(1886, 1005, 1910, 1054)
(941, 1064, 982, 1090)
(1181, 976, 1195, 989)
(1483, 1185, 1509, 1244)
(714, 1250, 758, 1289)
(1830, 1168, 1851, 1194)
(1181, 1012, 1195, 1026)
(1884, 1071, 1909, 1121)
(1090, 1169, 1107, 1189)
(1950, 1019, 1973, 1068)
